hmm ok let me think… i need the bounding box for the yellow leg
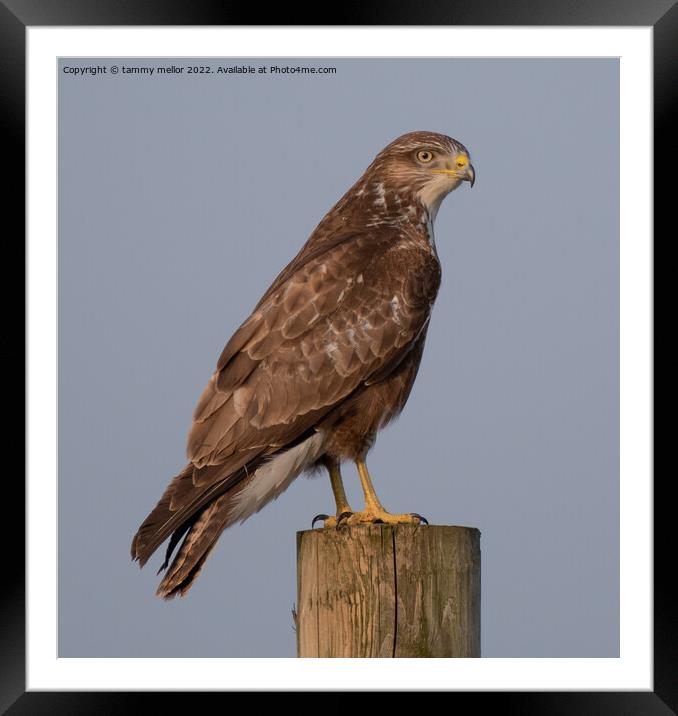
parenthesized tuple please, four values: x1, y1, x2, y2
(345, 459, 426, 526)
(313, 459, 428, 528)
(356, 460, 386, 513)
(329, 460, 352, 515)
(312, 460, 353, 528)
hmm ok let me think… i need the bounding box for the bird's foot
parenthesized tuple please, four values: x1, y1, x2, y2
(311, 510, 354, 529)
(335, 509, 428, 527)
(344, 510, 428, 526)
(312, 509, 428, 529)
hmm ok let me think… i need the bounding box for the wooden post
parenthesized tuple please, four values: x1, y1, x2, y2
(296, 524, 480, 658)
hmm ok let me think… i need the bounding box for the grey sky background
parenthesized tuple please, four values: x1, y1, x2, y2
(58, 58, 619, 657)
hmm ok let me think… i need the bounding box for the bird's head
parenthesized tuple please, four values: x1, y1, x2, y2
(365, 131, 475, 220)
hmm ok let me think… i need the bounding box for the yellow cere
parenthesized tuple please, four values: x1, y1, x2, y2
(455, 155, 469, 168)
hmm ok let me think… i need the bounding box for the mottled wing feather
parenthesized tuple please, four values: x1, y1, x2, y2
(134, 230, 437, 568)
(187, 232, 435, 472)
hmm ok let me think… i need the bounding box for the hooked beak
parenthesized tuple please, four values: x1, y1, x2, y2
(431, 161, 476, 187)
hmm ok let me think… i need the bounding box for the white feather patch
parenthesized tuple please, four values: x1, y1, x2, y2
(227, 433, 325, 524)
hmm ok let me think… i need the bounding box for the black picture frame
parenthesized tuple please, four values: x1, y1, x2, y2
(7, 1, 668, 712)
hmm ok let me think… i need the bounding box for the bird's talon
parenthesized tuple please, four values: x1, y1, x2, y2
(312, 513, 330, 528)
(336, 511, 353, 529)
(410, 512, 429, 525)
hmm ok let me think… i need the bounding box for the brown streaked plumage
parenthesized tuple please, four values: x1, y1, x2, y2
(131, 131, 475, 598)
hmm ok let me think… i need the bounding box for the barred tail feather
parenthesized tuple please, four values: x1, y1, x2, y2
(131, 464, 195, 567)
(155, 433, 325, 599)
(130, 448, 262, 568)
(156, 493, 232, 599)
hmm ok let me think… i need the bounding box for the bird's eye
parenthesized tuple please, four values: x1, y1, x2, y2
(416, 150, 434, 163)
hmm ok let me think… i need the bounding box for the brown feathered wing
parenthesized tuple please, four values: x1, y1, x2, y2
(131, 229, 434, 598)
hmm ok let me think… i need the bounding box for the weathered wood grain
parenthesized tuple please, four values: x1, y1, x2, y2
(296, 524, 480, 658)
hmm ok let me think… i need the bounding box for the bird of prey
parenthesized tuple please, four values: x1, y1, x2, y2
(131, 131, 475, 599)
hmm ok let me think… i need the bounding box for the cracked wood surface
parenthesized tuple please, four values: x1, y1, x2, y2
(296, 525, 480, 658)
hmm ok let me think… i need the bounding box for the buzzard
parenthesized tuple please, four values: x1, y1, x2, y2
(131, 131, 475, 598)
